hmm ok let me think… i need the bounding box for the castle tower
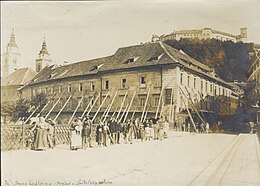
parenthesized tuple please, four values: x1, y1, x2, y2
(35, 38, 52, 72)
(2, 29, 20, 77)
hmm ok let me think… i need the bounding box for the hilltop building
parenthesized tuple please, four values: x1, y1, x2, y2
(152, 27, 247, 43)
(1, 30, 21, 78)
(20, 41, 236, 125)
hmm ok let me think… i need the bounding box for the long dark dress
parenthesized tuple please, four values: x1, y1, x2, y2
(34, 123, 48, 150)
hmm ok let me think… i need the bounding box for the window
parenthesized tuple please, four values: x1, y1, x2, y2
(194, 78, 196, 88)
(180, 73, 183, 84)
(68, 84, 72, 93)
(91, 82, 95, 91)
(44, 87, 47, 94)
(201, 80, 203, 90)
(140, 76, 146, 87)
(165, 88, 172, 105)
(148, 54, 163, 62)
(205, 82, 208, 92)
(124, 57, 138, 64)
(210, 84, 213, 93)
(120, 95, 128, 107)
(121, 79, 127, 89)
(154, 96, 160, 106)
(79, 83, 83, 92)
(139, 96, 146, 107)
(59, 86, 62, 94)
(104, 80, 109, 90)
(187, 75, 190, 87)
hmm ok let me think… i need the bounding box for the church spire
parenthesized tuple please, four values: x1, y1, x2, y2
(7, 28, 18, 48)
(39, 37, 49, 55)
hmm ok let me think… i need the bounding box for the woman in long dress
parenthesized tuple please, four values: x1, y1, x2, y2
(33, 117, 48, 151)
(70, 118, 83, 150)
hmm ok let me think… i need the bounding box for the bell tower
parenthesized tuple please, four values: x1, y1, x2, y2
(2, 29, 20, 77)
(35, 38, 52, 72)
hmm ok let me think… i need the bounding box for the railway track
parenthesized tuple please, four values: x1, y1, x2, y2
(189, 134, 260, 186)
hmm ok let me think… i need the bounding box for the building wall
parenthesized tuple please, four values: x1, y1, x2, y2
(20, 65, 234, 123)
(1, 85, 21, 105)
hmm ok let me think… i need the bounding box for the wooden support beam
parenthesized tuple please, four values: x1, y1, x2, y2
(91, 91, 109, 122)
(111, 106, 119, 118)
(80, 93, 96, 118)
(53, 95, 72, 122)
(44, 98, 61, 119)
(155, 87, 163, 119)
(103, 90, 118, 122)
(169, 87, 174, 122)
(119, 103, 129, 123)
(24, 105, 40, 124)
(141, 88, 151, 123)
(181, 86, 206, 124)
(116, 92, 128, 120)
(179, 89, 198, 133)
(68, 96, 84, 125)
(123, 90, 137, 123)
(86, 93, 100, 116)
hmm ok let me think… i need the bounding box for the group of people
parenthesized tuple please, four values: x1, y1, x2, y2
(69, 116, 168, 150)
(174, 121, 210, 133)
(30, 117, 55, 151)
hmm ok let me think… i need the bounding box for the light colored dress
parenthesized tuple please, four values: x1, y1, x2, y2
(71, 121, 83, 149)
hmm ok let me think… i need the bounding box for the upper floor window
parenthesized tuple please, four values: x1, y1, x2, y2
(180, 73, 183, 84)
(121, 79, 127, 89)
(91, 82, 95, 91)
(104, 80, 109, 90)
(187, 75, 190, 87)
(194, 78, 196, 88)
(79, 83, 83, 92)
(68, 84, 72, 93)
(140, 76, 146, 87)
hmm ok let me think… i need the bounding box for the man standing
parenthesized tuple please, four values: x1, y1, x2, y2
(82, 116, 93, 149)
(47, 119, 55, 149)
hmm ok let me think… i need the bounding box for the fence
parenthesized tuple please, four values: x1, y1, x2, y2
(1, 124, 95, 151)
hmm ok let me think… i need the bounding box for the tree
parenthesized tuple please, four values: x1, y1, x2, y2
(30, 93, 48, 114)
(8, 98, 31, 121)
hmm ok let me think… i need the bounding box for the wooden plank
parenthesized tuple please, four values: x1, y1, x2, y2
(141, 87, 151, 122)
(53, 96, 72, 122)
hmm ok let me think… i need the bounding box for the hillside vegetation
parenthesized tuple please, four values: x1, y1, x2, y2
(164, 38, 253, 82)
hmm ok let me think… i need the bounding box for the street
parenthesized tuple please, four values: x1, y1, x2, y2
(2, 131, 260, 186)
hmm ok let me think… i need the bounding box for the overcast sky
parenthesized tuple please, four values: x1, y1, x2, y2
(1, 0, 260, 70)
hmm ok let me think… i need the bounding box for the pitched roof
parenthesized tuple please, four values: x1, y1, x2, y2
(1, 68, 37, 86)
(25, 42, 228, 87)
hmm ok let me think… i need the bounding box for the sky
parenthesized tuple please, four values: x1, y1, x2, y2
(1, 0, 260, 70)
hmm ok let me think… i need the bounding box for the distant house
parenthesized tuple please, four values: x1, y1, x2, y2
(1, 68, 37, 123)
(20, 41, 235, 124)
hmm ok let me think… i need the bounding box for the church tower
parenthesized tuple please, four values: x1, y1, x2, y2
(35, 38, 52, 72)
(2, 29, 20, 77)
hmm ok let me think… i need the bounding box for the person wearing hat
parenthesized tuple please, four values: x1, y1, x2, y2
(47, 119, 55, 149)
(82, 116, 93, 149)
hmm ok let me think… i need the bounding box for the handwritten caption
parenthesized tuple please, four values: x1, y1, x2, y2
(3, 179, 113, 186)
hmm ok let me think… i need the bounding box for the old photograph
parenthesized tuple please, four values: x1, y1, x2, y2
(1, 0, 260, 185)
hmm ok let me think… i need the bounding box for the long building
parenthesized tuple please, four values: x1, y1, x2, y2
(20, 41, 235, 125)
(152, 27, 247, 43)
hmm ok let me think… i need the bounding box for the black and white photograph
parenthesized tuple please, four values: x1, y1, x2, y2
(1, 0, 260, 185)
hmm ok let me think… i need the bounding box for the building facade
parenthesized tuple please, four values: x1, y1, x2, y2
(1, 30, 21, 78)
(247, 45, 260, 103)
(152, 27, 247, 43)
(20, 42, 235, 124)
